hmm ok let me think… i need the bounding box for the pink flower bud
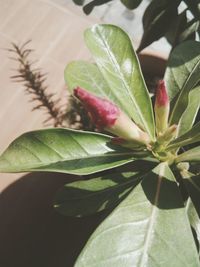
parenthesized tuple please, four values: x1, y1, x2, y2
(74, 87, 150, 145)
(154, 80, 170, 135)
(74, 87, 120, 129)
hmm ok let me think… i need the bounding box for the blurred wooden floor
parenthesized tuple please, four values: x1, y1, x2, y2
(0, 0, 98, 190)
(0, 2, 103, 267)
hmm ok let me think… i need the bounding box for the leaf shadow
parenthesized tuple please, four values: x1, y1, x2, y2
(54, 160, 157, 217)
(0, 172, 107, 267)
(142, 170, 184, 209)
(184, 175, 200, 217)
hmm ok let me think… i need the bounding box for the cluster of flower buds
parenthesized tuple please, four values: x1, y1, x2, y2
(74, 87, 150, 148)
(74, 80, 177, 152)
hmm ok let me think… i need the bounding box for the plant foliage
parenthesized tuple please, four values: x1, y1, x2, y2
(72, 0, 200, 52)
(1, 25, 200, 266)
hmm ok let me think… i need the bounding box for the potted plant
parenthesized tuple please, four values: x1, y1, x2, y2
(1, 24, 200, 266)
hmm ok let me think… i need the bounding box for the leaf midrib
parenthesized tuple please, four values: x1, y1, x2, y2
(0, 151, 136, 172)
(95, 26, 151, 137)
(138, 163, 164, 266)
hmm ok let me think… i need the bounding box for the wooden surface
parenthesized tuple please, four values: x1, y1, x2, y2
(0, 2, 104, 267)
(0, 0, 99, 190)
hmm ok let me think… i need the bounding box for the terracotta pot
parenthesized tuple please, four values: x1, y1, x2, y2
(138, 51, 167, 78)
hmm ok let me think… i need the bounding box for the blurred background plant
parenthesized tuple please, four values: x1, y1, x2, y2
(72, 0, 200, 53)
(9, 41, 95, 131)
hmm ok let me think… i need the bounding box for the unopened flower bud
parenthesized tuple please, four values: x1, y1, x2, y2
(74, 87, 150, 145)
(154, 80, 169, 135)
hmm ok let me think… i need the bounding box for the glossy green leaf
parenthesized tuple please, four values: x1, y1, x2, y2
(84, 24, 155, 140)
(75, 163, 199, 267)
(0, 128, 140, 175)
(164, 41, 200, 125)
(176, 146, 200, 163)
(120, 0, 142, 9)
(178, 86, 200, 136)
(54, 171, 142, 217)
(65, 61, 110, 99)
(137, 0, 179, 52)
(167, 122, 200, 151)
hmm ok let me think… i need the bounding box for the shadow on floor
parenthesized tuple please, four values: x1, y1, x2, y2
(0, 172, 105, 267)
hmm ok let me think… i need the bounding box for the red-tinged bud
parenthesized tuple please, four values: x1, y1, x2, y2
(154, 80, 170, 135)
(74, 87, 150, 145)
(74, 87, 119, 129)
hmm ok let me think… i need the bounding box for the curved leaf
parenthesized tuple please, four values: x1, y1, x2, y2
(178, 86, 200, 136)
(84, 24, 155, 140)
(137, 0, 179, 52)
(120, 0, 142, 9)
(184, 174, 200, 217)
(186, 198, 200, 253)
(83, 0, 113, 15)
(176, 146, 200, 163)
(54, 171, 142, 217)
(167, 122, 200, 150)
(75, 163, 199, 267)
(0, 128, 140, 175)
(65, 61, 110, 99)
(72, 0, 85, 5)
(164, 41, 200, 125)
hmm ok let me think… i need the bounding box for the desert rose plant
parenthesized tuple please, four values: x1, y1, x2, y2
(1, 24, 200, 266)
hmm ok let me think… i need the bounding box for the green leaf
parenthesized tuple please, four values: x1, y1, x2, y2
(83, 0, 113, 15)
(72, 0, 85, 5)
(54, 171, 142, 217)
(164, 41, 200, 125)
(84, 24, 155, 140)
(178, 86, 200, 136)
(0, 128, 141, 175)
(176, 146, 200, 163)
(167, 122, 200, 150)
(184, 174, 200, 217)
(75, 163, 200, 267)
(186, 198, 200, 252)
(137, 0, 179, 52)
(120, 0, 142, 9)
(165, 10, 187, 47)
(179, 19, 199, 43)
(65, 61, 110, 98)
